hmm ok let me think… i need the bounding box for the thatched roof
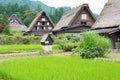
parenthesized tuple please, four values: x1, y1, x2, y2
(8, 14, 23, 25)
(9, 25, 27, 32)
(93, 27, 119, 34)
(53, 4, 96, 31)
(27, 10, 55, 32)
(92, 0, 120, 29)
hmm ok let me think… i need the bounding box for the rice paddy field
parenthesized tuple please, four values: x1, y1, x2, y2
(0, 56, 120, 80)
(0, 44, 42, 53)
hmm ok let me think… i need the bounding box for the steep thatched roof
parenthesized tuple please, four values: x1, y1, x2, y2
(53, 4, 96, 31)
(27, 10, 55, 32)
(92, 0, 120, 29)
(9, 25, 27, 32)
(8, 14, 23, 25)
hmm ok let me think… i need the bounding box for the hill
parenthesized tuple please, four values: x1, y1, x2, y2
(0, 0, 71, 13)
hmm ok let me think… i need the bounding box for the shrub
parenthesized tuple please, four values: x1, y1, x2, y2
(22, 37, 30, 44)
(52, 45, 60, 50)
(53, 34, 81, 51)
(0, 35, 41, 45)
(62, 43, 77, 51)
(1, 25, 11, 35)
(73, 31, 112, 58)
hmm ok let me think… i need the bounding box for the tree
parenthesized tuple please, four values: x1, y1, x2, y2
(36, 4, 42, 12)
(2, 12, 8, 25)
(23, 10, 38, 27)
(2, 25, 11, 35)
(49, 7, 64, 24)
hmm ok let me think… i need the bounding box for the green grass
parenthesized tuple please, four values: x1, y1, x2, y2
(0, 56, 120, 80)
(0, 44, 42, 52)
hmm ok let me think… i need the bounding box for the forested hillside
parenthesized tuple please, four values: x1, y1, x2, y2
(0, 0, 71, 13)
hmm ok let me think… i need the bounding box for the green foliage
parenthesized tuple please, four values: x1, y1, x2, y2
(73, 31, 112, 58)
(62, 42, 77, 51)
(0, 0, 71, 14)
(49, 7, 65, 24)
(0, 35, 41, 45)
(53, 34, 79, 51)
(23, 10, 38, 26)
(52, 45, 60, 50)
(0, 57, 120, 80)
(36, 4, 42, 12)
(1, 25, 11, 35)
(0, 44, 42, 52)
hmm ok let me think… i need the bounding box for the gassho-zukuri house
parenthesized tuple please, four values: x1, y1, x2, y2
(53, 4, 96, 35)
(25, 11, 55, 36)
(92, 0, 120, 48)
(8, 14, 27, 32)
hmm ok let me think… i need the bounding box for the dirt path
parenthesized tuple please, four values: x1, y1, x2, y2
(0, 51, 41, 62)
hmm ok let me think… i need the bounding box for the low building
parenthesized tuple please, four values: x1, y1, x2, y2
(8, 14, 27, 32)
(92, 0, 120, 48)
(26, 11, 54, 36)
(53, 4, 96, 35)
(40, 34, 54, 52)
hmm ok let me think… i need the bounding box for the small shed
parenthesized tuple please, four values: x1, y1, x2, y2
(40, 34, 54, 52)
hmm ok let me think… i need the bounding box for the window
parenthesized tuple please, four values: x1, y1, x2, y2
(42, 26, 46, 30)
(42, 22, 46, 25)
(10, 20, 14, 22)
(48, 27, 52, 30)
(44, 27, 46, 30)
(81, 14, 87, 20)
(38, 22, 41, 25)
(42, 18, 46, 21)
(47, 22, 49, 25)
(81, 21, 87, 25)
(35, 26, 40, 30)
(45, 41, 49, 44)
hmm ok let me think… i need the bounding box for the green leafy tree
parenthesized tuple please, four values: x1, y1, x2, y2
(2, 25, 11, 35)
(23, 10, 38, 27)
(36, 4, 42, 12)
(2, 12, 8, 24)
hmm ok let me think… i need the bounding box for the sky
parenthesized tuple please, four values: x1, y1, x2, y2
(34, 0, 108, 14)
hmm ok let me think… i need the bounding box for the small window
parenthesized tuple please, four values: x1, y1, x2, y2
(44, 27, 46, 30)
(10, 20, 14, 22)
(81, 14, 87, 20)
(42, 18, 46, 21)
(42, 22, 46, 25)
(35, 26, 40, 30)
(45, 41, 49, 44)
(47, 22, 49, 25)
(81, 21, 87, 25)
(42, 26, 46, 30)
(38, 22, 41, 25)
(48, 27, 52, 30)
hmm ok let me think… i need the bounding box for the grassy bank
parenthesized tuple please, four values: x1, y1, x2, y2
(0, 44, 42, 53)
(0, 56, 120, 80)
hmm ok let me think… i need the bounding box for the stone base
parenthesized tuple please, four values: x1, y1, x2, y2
(42, 45, 52, 52)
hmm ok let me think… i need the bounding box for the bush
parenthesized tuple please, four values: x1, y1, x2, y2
(0, 35, 41, 45)
(53, 34, 80, 51)
(1, 25, 11, 35)
(62, 43, 77, 51)
(73, 31, 112, 58)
